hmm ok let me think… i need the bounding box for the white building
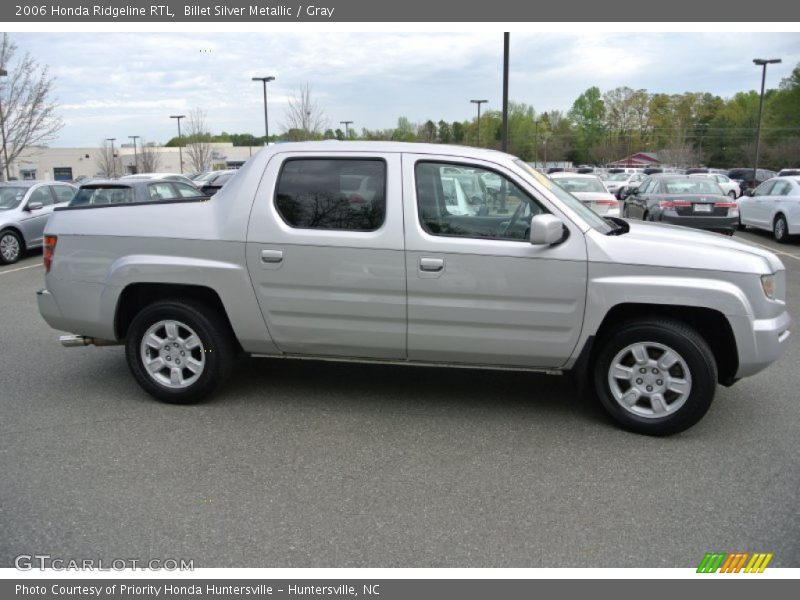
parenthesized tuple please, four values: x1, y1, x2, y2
(5, 142, 265, 181)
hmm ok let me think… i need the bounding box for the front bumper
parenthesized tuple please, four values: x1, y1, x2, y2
(731, 310, 792, 378)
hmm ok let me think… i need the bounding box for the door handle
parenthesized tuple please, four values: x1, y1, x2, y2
(261, 249, 284, 263)
(419, 257, 444, 272)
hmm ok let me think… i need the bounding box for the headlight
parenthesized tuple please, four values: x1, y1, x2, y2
(761, 274, 776, 299)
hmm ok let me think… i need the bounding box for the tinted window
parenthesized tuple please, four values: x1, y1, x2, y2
(28, 187, 53, 207)
(173, 182, 203, 198)
(70, 186, 135, 206)
(416, 161, 545, 241)
(275, 159, 386, 231)
(148, 182, 179, 201)
(52, 185, 76, 204)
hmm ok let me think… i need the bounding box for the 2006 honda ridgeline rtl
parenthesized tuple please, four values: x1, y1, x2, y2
(37, 143, 791, 435)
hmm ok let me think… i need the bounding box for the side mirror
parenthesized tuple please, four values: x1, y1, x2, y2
(530, 214, 566, 246)
(26, 201, 44, 211)
(747, 189, 755, 197)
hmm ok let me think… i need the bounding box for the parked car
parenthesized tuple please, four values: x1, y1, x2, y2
(120, 173, 199, 188)
(199, 170, 238, 196)
(37, 142, 790, 436)
(738, 176, 800, 243)
(623, 175, 738, 234)
(777, 169, 800, 177)
(70, 179, 207, 207)
(689, 173, 741, 199)
(549, 172, 620, 217)
(603, 172, 646, 199)
(727, 168, 777, 193)
(0, 181, 76, 264)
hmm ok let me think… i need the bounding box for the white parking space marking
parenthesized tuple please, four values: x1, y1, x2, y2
(0, 263, 43, 275)
(737, 238, 800, 262)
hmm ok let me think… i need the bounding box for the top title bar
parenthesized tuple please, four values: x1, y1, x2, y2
(4, 0, 800, 22)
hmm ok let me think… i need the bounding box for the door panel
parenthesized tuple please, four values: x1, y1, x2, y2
(18, 187, 53, 247)
(246, 152, 407, 359)
(402, 154, 587, 368)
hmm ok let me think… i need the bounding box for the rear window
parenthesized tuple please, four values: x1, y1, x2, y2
(275, 159, 386, 231)
(70, 186, 135, 207)
(662, 179, 721, 195)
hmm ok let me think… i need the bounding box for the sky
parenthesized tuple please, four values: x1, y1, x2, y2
(10, 31, 800, 147)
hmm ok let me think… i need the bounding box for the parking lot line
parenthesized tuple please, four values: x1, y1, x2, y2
(0, 263, 43, 275)
(737, 238, 800, 262)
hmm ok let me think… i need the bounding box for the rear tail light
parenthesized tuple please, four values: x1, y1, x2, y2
(714, 201, 739, 215)
(659, 200, 691, 209)
(43, 235, 57, 273)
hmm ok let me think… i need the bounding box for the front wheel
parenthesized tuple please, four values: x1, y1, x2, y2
(0, 230, 23, 265)
(592, 319, 717, 435)
(125, 299, 236, 403)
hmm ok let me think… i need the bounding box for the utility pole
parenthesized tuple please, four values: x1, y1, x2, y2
(340, 120, 353, 139)
(128, 135, 140, 174)
(502, 32, 510, 152)
(170, 115, 186, 173)
(470, 99, 488, 146)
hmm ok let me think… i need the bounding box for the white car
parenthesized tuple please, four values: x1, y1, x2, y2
(738, 176, 800, 243)
(689, 173, 741, 199)
(603, 172, 645, 199)
(549, 172, 620, 217)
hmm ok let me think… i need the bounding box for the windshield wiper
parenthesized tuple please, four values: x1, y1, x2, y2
(604, 216, 630, 236)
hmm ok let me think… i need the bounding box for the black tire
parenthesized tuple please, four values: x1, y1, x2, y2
(0, 229, 24, 265)
(592, 318, 717, 436)
(622, 203, 629, 218)
(773, 214, 790, 244)
(728, 190, 737, 200)
(737, 217, 746, 231)
(125, 298, 236, 404)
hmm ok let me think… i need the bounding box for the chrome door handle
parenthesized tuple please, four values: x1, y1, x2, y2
(261, 249, 284, 263)
(419, 257, 444, 272)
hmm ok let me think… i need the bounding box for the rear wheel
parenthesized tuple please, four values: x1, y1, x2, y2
(125, 299, 236, 403)
(773, 214, 790, 243)
(0, 230, 23, 265)
(592, 319, 717, 435)
(728, 190, 737, 200)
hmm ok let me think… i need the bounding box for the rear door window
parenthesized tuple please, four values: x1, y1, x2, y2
(275, 158, 387, 231)
(148, 183, 179, 201)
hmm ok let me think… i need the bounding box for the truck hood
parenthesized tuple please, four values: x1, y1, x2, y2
(587, 220, 784, 274)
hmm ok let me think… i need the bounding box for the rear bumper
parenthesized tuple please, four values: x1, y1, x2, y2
(658, 213, 739, 232)
(36, 288, 65, 331)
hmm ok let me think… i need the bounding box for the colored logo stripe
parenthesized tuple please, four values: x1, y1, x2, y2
(697, 552, 773, 573)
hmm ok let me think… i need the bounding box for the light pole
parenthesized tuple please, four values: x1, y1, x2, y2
(128, 135, 140, 174)
(470, 99, 488, 146)
(752, 58, 781, 191)
(0, 68, 10, 181)
(170, 115, 186, 173)
(252, 76, 275, 143)
(340, 120, 353, 140)
(106, 138, 116, 177)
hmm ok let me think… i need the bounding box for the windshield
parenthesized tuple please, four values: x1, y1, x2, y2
(552, 176, 608, 193)
(662, 179, 722, 194)
(0, 187, 27, 210)
(514, 160, 613, 233)
(604, 173, 629, 181)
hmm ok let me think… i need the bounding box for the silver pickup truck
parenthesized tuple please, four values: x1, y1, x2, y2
(37, 142, 791, 435)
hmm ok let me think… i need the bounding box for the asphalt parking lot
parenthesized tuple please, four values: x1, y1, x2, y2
(1, 229, 799, 568)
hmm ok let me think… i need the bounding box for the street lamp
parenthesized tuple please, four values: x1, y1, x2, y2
(0, 68, 10, 181)
(106, 138, 116, 177)
(128, 135, 140, 174)
(251, 76, 275, 143)
(470, 99, 488, 146)
(752, 58, 781, 191)
(340, 120, 353, 140)
(170, 115, 186, 173)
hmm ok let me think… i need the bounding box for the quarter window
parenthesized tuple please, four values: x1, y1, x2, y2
(173, 182, 203, 198)
(415, 162, 545, 241)
(275, 159, 386, 231)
